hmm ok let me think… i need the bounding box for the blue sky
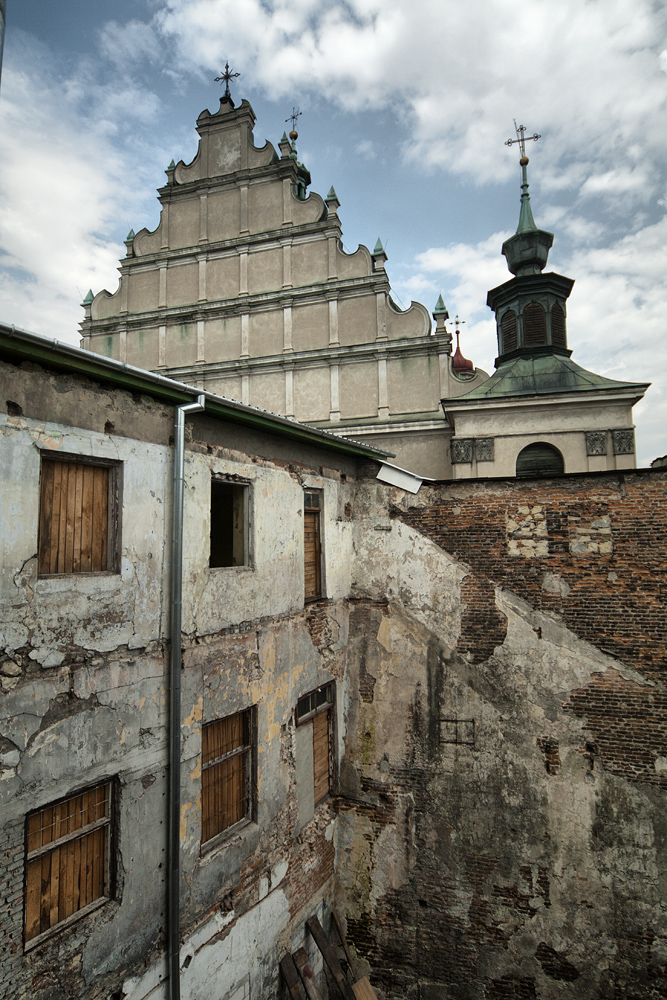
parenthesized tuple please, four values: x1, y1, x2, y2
(1, 0, 666, 464)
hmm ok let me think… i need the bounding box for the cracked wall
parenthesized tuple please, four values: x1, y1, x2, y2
(335, 472, 667, 1000)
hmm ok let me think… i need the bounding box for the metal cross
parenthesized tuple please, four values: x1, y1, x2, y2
(505, 119, 540, 158)
(455, 315, 466, 333)
(215, 62, 240, 101)
(285, 107, 302, 132)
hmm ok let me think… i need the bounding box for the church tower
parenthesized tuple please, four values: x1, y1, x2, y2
(441, 125, 649, 479)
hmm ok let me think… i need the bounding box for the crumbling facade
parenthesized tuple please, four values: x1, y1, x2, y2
(2, 323, 666, 1000)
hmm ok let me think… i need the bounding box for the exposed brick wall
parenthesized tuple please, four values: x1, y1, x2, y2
(393, 470, 667, 785)
(0, 821, 24, 1000)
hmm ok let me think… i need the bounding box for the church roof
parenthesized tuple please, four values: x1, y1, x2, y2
(442, 350, 649, 404)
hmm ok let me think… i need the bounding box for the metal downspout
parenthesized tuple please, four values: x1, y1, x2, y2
(169, 395, 205, 1000)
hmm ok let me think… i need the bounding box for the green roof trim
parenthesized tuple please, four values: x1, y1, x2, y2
(167, 160, 176, 170)
(125, 229, 135, 241)
(373, 238, 385, 255)
(0, 323, 388, 461)
(443, 351, 649, 403)
(326, 186, 338, 201)
(82, 289, 94, 306)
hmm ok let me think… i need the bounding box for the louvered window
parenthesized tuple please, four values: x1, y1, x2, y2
(25, 783, 113, 946)
(501, 310, 518, 352)
(38, 457, 119, 576)
(304, 491, 322, 601)
(551, 304, 566, 348)
(297, 683, 334, 804)
(516, 443, 564, 478)
(523, 303, 547, 346)
(201, 711, 253, 844)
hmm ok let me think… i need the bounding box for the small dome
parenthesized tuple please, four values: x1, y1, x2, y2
(452, 331, 474, 372)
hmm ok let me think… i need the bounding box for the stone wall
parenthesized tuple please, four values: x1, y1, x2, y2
(336, 470, 667, 999)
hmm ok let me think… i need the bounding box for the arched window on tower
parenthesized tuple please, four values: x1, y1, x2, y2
(516, 443, 564, 478)
(551, 304, 566, 348)
(501, 310, 518, 353)
(523, 302, 547, 346)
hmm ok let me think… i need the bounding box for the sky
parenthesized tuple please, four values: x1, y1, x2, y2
(1, 0, 666, 465)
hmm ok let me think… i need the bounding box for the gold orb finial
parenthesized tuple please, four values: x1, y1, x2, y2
(520, 155, 529, 166)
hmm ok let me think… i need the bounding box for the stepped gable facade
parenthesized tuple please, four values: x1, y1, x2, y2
(79, 94, 487, 480)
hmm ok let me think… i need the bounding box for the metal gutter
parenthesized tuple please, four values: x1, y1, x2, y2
(0, 322, 388, 461)
(168, 395, 205, 1000)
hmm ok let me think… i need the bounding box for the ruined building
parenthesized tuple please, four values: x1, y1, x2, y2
(1, 91, 665, 1000)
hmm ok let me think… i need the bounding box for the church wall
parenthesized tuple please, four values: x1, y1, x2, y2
(249, 309, 283, 358)
(336, 470, 667, 1000)
(339, 363, 379, 418)
(167, 198, 200, 250)
(338, 296, 378, 347)
(207, 188, 243, 243)
(292, 302, 329, 352)
(165, 322, 197, 367)
(127, 270, 159, 313)
(291, 240, 329, 287)
(294, 367, 331, 422)
(385, 301, 431, 340)
(387, 354, 442, 414)
(247, 180, 285, 235)
(167, 261, 199, 308)
(204, 315, 242, 363)
(247, 247, 283, 295)
(207, 254, 242, 302)
(126, 326, 159, 371)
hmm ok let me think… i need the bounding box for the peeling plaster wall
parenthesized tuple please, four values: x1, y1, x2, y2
(336, 472, 667, 1000)
(0, 362, 361, 1000)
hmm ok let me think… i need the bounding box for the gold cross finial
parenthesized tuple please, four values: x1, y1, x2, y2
(505, 120, 541, 160)
(285, 107, 302, 140)
(215, 62, 240, 102)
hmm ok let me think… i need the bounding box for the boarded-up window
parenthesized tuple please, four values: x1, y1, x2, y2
(304, 491, 322, 601)
(551, 304, 567, 348)
(501, 310, 518, 353)
(38, 457, 118, 576)
(297, 683, 333, 805)
(523, 302, 547, 346)
(25, 783, 112, 946)
(210, 480, 248, 567)
(516, 443, 564, 478)
(201, 711, 252, 844)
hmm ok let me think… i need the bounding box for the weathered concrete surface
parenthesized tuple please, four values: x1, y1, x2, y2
(336, 474, 667, 1000)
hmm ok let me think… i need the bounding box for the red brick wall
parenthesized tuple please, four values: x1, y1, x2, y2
(393, 470, 667, 786)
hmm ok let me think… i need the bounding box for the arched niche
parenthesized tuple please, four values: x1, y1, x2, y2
(516, 442, 564, 478)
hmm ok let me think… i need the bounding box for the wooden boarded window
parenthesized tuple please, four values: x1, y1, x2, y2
(25, 783, 112, 946)
(551, 304, 567, 348)
(516, 443, 564, 478)
(500, 309, 518, 353)
(304, 491, 322, 601)
(297, 683, 333, 804)
(201, 711, 252, 844)
(38, 457, 118, 576)
(210, 480, 248, 567)
(523, 302, 547, 346)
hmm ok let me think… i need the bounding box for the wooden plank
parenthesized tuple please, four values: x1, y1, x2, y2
(64, 462, 77, 573)
(313, 710, 330, 803)
(25, 857, 41, 942)
(92, 465, 108, 572)
(332, 911, 357, 978)
(306, 916, 357, 1000)
(280, 953, 309, 1000)
(38, 460, 55, 574)
(56, 461, 69, 573)
(81, 465, 94, 572)
(72, 462, 84, 572)
(293, 946, 325, 1000)
(352, 978, 377, 1000)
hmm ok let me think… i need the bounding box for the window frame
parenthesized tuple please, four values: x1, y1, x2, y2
(303, 488, 323, 603)
(24, 780, 115, 950)
(37, 452, 121, 578)
(209, 476, 251, 569)
(296, 683, 335, 806)
(201, 708, 255, 849)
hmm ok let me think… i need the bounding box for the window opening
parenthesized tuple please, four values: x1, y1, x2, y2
(501, 310, 518, 353)
(551, 304, 566, 348)
(25, 782, 113, 946)
(38, 457, 118, 576)
(304, 490, 322, 601)
(201, 710, 252, 843)
(516, 443, 564, 478)
(297, 683, 333, 804)
(523, 302, 547, 346)
(210, 480, 248, 567)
